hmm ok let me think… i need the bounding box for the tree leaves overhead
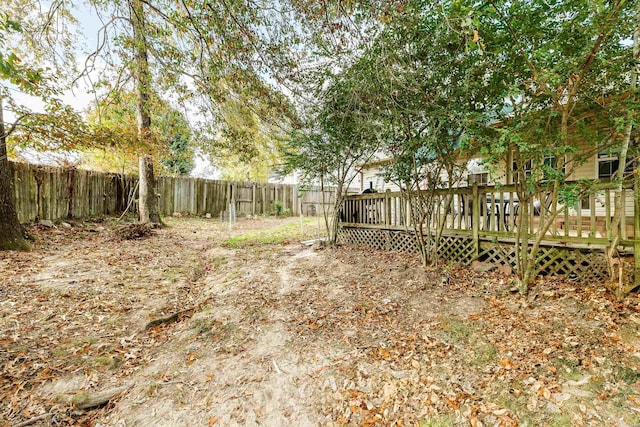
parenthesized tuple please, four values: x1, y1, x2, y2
(2, 0, 637, 185)
(1, 0, 78, 95)
(84, 90, 194, 175)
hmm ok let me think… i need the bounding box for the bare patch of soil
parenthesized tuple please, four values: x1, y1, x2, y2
(1, 217, 639, 426)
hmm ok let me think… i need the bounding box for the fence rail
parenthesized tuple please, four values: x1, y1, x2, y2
(10, 161, 335, 223)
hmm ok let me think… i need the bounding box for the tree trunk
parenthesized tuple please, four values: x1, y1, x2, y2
(138, 155, 161, 224)
(0, 98, 30, 250)
(131, 0, 161, 225)
(329, 181, 344, 246)
(607, 10, 638, 296)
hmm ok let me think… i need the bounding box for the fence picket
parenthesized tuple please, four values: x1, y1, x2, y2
(9, 161, 335, 222)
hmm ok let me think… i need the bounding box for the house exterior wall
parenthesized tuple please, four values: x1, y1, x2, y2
(361, 167, 401, 193)
(568, 140, 597, 181)
(361, 143, 631, 191)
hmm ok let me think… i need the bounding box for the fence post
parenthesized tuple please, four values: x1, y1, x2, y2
(252, 183, 256, 216)
(634, 177, 640, 287)
(472, 183, 480, 257)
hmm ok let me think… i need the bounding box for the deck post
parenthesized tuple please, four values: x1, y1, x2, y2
(634, 178, 640, 287)
(385, 189, 391, 225)
(405, 193, 411, 227)
(472, 183, 480, 257)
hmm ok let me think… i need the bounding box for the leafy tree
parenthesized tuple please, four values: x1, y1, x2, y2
(289, 0, 637, 291)
(609, 4, 639, 297)
(281, 57, 384, 245)
(1, 12, 32, 249)
(471, 0, 638, 292)
(84, 91, 193, 176)
(0, 2, 79, 250)
(80, 0, 312, 222)
(199, 73, 296, 182)
(362, 1, 504, 267)
(162, 134, 193, 176)
(126, 0, 161, 224)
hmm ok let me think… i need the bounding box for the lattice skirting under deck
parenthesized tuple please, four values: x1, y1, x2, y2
(338, 227, 610, 283)
(476, 242, 609, 282)
(337, 228, 477, 265)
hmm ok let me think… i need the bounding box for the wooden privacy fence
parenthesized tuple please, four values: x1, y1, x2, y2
(10, 162, 335, 223)
(339, 181, 640, 285)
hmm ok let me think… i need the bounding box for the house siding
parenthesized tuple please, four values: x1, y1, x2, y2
(361, 168, 401, 193)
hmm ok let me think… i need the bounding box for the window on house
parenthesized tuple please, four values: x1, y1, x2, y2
(511, 158, 532, 183)
(544, 155, 557, 169)
(598, 147, 635, 180)
(542, 155, 566, 181)
(598, 152, 618, 180)
(469, 172, 489, 185)
(581, 197, 591, 210)
(467, 158, 489, 186)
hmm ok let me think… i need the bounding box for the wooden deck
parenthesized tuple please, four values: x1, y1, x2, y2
(339, 181, 640, 285)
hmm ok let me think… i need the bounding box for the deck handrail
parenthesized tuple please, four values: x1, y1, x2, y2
(339, 180, 638, 246)
(342, 179, 635, 201)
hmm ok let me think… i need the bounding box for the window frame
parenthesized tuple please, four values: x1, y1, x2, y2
(467, 158, 490, 186)
(597, 146, 634, 181)
(511, 158, 533, 184)
(542, 154, 566, 181)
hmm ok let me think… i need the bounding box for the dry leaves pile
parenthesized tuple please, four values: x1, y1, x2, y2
(1, 217, 639, 426)
(0, 218, 215, 426)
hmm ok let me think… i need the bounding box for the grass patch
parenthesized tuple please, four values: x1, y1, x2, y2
(441, 316, 472, 341)
(417, 415, 455, 426)
(551, 357, 583, 381)
(210, 255, 227, 271)
(52, 337, 98, 358)
(222, 219, 317, 248)
(192, 317, 238, 340)
(613, 365, 640, 385)
(474, 342, 498, 364)
(192, 317, 220, 335)
(244, 306, 266, 322)
(146, 381, 160, 397)
(89, 355, 122, 370)
(586, 375, 605, 394)
(617, 324, 639, 345)
(188, 261, 206, 282)
(492, 387, 528, 419)
(549, 414, 573, 427)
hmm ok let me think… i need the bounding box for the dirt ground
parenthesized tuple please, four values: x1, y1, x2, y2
(1, 216, 639, 426)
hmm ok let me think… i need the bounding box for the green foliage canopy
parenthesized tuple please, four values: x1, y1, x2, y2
(84, 91, 194, 175)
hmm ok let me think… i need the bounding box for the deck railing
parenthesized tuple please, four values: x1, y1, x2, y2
(340, 181, 638, 249)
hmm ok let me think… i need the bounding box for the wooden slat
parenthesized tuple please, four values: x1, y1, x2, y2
(605, 190, 611, 240)
(590, 193, 597, 238)
(621, 188, 627, 240)
(490, 193, 496, 232)
(499, 190, 505, 231)
(508, 191, 515, 232)
(576, 200, 583, 238)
